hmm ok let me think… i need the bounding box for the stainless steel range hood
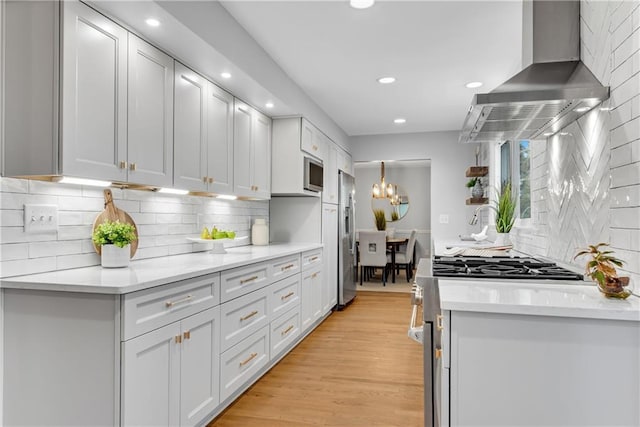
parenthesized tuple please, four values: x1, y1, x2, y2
(459, 0, 609, 144)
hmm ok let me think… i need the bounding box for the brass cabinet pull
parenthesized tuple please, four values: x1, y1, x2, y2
(281, 264, 295, 271)
(129, 163, 137, 171)
(312, 144, 318, 151)
(281, 325, 294, 336)
(166, 294, 192, 308)
(281, 291, 294, 301)
(240, 310, 258, 321)
(311, 273, 318, 279)
(119, 160, 128, 169)
(175, 335, 182, 344)
(208, 177, 214, 184)
(203, 176, 208, 183)
(436, 314, 444, 331)
(254, 185, 259, 191)
(183, 330, 191, 340)
(239, 352, 258, 367)
(310, 256, 319, 262)
(240, 275, 259, 284)
(435, 348, 442, 359)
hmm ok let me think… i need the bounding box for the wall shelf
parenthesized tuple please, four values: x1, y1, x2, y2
(466, 166, 488, 177)
(466, 197, 488, 205)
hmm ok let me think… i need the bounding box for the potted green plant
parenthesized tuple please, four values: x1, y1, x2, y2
(492, 181, 516, 246)
(574, 243, 632, 299)
(92, 220, 137, 268)
(391, 210, 399, 221)
(373, 209, 386, 231)
(466, 177, 477, 197)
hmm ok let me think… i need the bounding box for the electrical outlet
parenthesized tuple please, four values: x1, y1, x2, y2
(24, 204, 58, 233)
(439, 214, 449, 224)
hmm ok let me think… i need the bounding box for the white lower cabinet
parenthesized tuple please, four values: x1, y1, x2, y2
(122, 306, 221, 427)
(270, 306, 301, 360)
(220, 286, 269, 352)
(220, 326, 270, 402)
(301, 266, 323, 331)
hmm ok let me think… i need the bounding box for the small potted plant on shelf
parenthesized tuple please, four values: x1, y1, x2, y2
(492, 181, 516, 246)
(92, 220, 137, 268)
(466, 177, 477, 197)
(574, 243, 632, 299)
(373, 209, 386, 231)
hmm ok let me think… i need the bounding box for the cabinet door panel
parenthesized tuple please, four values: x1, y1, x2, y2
(233, 100, 253, 197)
(322, 205, 338, 313)
(252, 111, 271, 199)
(207, 83, 234, 195)
(323, 142, 339, 204)
(180, 307, 221, 427)
(62, 1, 127, 181)
(127, 34, 174, 187)
(173, 62, 207, 192)
(122, 322, 181, 427)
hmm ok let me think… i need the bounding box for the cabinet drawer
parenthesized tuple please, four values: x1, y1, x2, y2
(268, 274, 300, 319)
(220, 287, 269, 352)
(122, 274, 220, 341)
(220, 326, 270, 402)
(220, 262, 270, 303)
(270, 306, 300, 360)
(270, 254, 301, 282)
(301, 249, 322, 271)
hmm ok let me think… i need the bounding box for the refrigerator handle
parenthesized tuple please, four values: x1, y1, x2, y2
(348, 193, 356, 259)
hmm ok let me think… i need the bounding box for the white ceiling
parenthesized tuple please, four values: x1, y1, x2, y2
(221, 0, 524, 136)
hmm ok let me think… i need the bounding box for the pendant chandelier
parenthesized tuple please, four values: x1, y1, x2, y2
(371, 162, 395, 199)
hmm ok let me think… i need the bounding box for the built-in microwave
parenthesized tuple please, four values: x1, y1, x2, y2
(304, 156, 324, 193)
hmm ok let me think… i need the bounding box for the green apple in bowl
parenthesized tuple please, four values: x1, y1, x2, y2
(226, 231, 236, 239)
(213, 231, 227, 239)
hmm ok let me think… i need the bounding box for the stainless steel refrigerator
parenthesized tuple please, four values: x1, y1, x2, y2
(338, 171, 357, 308)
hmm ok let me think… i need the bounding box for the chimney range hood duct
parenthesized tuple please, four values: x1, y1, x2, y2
(459, 0, 609, 144)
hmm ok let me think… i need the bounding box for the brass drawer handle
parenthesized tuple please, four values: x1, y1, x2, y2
(240, 275, 259, 284)
(436, 314, 444, 331)
(281, 291, 294, 301)
(281, 325, 294, 336)
(311, 273, 318, 278)
(312, 144, 318, 151)
(166, 294, 192, 308)
(183, 330, 191, 340)
(309, 256, 319, 262)
(281, 264, 295, 271)
(239, 352, 258, 367)
(240, 310, 259, 321)
(435, 348, 442, 359)
(175, 335, 182, 344)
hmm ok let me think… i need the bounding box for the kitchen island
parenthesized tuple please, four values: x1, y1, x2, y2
(416, 251, 640, 427)
(0, 243, 327, 427)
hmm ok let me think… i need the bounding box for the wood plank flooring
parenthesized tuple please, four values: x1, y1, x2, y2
(209, 292, 424, 426)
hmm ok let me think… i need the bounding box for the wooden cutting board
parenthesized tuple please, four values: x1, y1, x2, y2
(92, 189, 138, 258)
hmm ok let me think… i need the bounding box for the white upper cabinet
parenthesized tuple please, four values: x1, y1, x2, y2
(173, 62, 208, 192)
(174, 63, 234, 194)
(233, 100, 271, 199)
(206, 83, 234, 195)
(323, 137, 339, 204)
(62, 1, 128, 182)
(301, 119, 324, 159)
(127, 34, 174, 187)
(337, 149, 353, 176)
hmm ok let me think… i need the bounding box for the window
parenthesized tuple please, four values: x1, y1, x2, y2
(498, 140, 531, 223)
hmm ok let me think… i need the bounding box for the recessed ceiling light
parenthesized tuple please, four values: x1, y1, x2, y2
(394, 118, 406, 124)
(350, 0, 375, 9)
(221, 72, 231, 79)
(145, 18, 160, 27)
(465, 81, 483, 89)
(377, 77, 396, 84)
(574, 107, 590, 113)
(265, 102, 274, 109)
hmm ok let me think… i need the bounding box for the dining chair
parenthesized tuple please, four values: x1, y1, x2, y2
(388, 229, 417, 282)
(358, 230, 389, 286)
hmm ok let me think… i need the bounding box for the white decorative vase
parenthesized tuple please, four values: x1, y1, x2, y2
(251, 219, 269, 246)
(101, 244, 130, 268)
(494, 233, 511, 247)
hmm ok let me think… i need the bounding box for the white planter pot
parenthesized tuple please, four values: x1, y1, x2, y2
(494, 232, 512, 247)
(101, 244, 130, 268)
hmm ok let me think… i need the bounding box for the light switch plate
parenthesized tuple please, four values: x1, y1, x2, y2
(439, 214, 449, 224)
(24, 204, 58, 233)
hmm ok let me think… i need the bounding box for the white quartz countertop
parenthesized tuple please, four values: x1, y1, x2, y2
(0, 243, 322, 295)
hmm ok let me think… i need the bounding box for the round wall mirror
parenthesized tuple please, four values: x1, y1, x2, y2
(371, 185, 409, 222)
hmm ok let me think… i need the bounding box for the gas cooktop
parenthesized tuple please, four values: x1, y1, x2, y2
(432, 255, 584, 281)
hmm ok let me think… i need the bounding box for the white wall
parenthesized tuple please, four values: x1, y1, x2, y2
(350, 131, 476, 242)
(0, 178, 268, 278)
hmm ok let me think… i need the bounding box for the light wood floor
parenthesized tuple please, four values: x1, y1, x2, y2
(209, 292, 424, 426)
